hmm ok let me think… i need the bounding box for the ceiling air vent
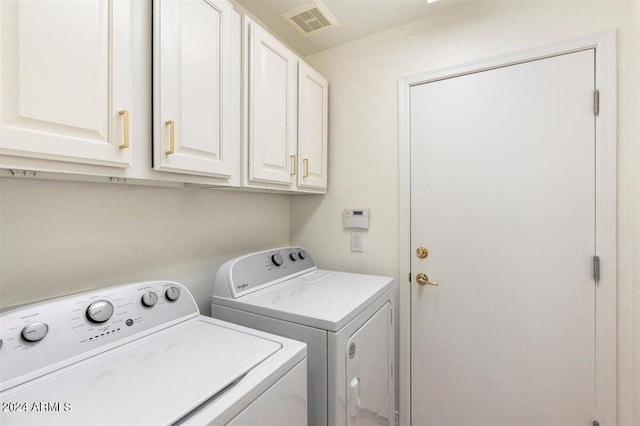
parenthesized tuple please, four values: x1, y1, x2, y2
(281, 0, 339, 37)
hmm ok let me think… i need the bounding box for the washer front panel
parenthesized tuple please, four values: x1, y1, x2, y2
(0, 281, 198, 391)
(0, 318, 283, 425)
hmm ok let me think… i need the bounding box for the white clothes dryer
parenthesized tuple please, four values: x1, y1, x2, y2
(211, 247, 395, 426)
(0, 281, 307, 426)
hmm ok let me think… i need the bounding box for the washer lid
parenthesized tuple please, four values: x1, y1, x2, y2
(0, 317, 281, 425)
(217, 270, 394, 331)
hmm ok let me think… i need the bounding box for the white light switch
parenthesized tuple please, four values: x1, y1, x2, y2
(351, 232, 363, 252)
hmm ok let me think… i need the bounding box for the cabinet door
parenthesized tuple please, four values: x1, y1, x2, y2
(247, 20, 298, 186)
(154, 0, 233, 177)
(297, 62, 328, 190)
(0, 0, 133, 167)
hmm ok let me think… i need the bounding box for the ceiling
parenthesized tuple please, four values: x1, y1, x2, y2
(235, 0, 470, 56)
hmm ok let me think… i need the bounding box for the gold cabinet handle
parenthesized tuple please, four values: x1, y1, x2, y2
(118, 110, 129, 149)
(165, 120, 175, 155)
(290, 155, 297, 176)
(416, 273, 439, 286)
(303, 158, 309, 178)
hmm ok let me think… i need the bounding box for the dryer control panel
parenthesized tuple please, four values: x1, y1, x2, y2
(214, 247, 317, 299)
(0, 281, 199, 392)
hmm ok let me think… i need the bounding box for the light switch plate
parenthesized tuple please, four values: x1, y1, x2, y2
(351, 232, 363, 252)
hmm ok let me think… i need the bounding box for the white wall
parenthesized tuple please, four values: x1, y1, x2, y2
(0, 179, 290, 315)
(290, 1, 637, 424)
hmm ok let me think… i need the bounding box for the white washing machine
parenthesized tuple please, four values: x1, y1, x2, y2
(211, 247, 395, 426)
(0, 280, 306, 425)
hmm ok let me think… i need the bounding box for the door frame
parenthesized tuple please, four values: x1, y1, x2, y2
(398, 31, 617, 426)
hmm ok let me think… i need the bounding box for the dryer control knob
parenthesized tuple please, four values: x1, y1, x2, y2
(22, 322, 49, 342)
(289, 253, 298, 261)
(298, 250, 307, 260)
(271, 253, 284, 267)
(86, 300, 114, 323)
(141, 292, 158, 307)
(165, 286, 181, 302)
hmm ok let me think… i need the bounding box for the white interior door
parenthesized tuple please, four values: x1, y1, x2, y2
(409, 50, 596, 425)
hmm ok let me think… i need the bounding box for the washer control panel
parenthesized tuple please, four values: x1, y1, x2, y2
(0, 281, 198, 392)
(227, 247, 316, 298)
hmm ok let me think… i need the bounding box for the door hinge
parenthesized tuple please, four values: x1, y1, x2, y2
(408, 272, 411, 282)
(594, 89, 600, 116)
(593, 256, 600, 281)
(593, 421, 600, 426)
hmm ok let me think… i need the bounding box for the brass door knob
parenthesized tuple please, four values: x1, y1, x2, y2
(416, 273, 439, 286)
(416, 247, 429, 258)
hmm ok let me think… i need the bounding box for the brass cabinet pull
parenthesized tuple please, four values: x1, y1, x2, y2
(416, 273, 439, 286)
(303, 158, 309, 178)
(290, 155, 297, 176)
(165, 120, 175, 155)
(118, 110, 129, 149)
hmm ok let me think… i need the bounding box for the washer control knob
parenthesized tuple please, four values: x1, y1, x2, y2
(298, 250, 307, 260)
(271, 253, 284, 267)
(22, 322, 49, 342)
(86, 300, 114, 323)
(165, 286, 181, 302)
(289, 252, 298, 261)
(141, 292, 158, 307)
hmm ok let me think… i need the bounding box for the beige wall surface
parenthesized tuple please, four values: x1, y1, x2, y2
(0, 179, 290, 315)
(290, 1, 638, 423)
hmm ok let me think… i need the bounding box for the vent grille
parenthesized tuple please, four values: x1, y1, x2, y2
(282, 0, 338, 37)
(291, 8, 330, 33)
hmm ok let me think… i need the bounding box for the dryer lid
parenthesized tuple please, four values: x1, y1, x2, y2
(217, 270, 394, 331)
(0, 317, 281, 425)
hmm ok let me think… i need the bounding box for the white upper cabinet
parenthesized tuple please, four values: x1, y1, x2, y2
(1, 1, 324, 192)
(0, 0, 133, 167)
(297, 62, 328, 190)
(245, 18, 298, 187)
(154, 0, 233, 178)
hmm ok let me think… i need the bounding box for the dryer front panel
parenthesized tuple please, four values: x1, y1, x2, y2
(345, 302, 393, 426)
